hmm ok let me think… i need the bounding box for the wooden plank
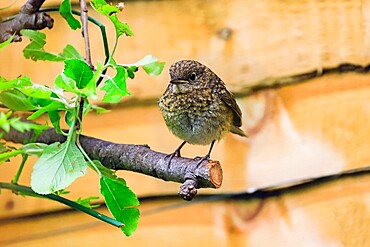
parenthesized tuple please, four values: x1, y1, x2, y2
(1, 0, 370, 100)
(1, 0, 370, 228)
(1, 172, 369, 246)
(1, 72, 370, 219)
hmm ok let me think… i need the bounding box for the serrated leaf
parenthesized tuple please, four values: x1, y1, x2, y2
(64, 59, 93, 89)
(110, 15, 133, 38)
(20, 30, 82, 62)
(31, 141, 87, 194)
(60, 0, 81, 30)
(143, 61, 165, 76)
(21, 30, 64, 61)
(101, 67, 130, 103)
(100, 176, 140, 236)
(0, 89, 38, 111)
(91, 0, 119, 15)
(91, 0, 133, 38)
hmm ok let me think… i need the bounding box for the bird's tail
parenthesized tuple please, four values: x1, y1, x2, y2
(230, 125, 247, 137)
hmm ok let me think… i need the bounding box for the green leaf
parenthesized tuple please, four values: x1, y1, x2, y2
(120, 55, 157, 67)
(100, 176, 140, 236)
(90, 160, 120, 181)
(0, 142, 8, 154)
(110, 15, 133, 38)
(0, 34, 15, 51)
(0, 112, 10, 132)
(126, 66, 137, 79)
(0, 149, 24, 164)
(21, 30, 65, 61)
(0, 89, 38, 111)
(143, 61, 165, 76)
(20, 84, 52, 99)
(27, 101, 66, 120)
(31, 141, 87, 194)
(64, 59, 93, 89)
(21, 143, 48, 156)
(9, 117, 48, 132)
(64, 109, 76, 128)
(119, 55, 164, 78)
(20, 30, 82, 62)
(101, 66, 130, 103)
(76, 196, 100, 209)
(48, 110, 62, 133)
(93, 1, 119, 15)
(59, 0, 81, 30)
(91, 0, 133, 38)
(55, 189, 70, 195)
(0, 76, 33, 91)
(62, 45, 84, 60)
(81, 61, 103, 100)
(90, 104, 110, 114)
(55, 74, 78, 93)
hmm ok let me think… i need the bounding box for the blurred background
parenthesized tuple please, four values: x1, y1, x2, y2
(1, 0, 370, 246)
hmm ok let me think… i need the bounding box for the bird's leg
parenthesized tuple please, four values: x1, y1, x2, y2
(194, 140, 216, 165)
(165, 141, 187, 164)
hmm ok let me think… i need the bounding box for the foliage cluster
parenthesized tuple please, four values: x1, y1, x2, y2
(0, 0, 164, 236)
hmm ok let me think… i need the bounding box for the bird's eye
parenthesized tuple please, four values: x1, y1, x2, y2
(189, 72, 197, 81)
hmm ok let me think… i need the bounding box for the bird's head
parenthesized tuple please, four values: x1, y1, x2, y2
(168, 60, 215, 94)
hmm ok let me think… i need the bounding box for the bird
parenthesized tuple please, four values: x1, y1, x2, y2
(158, 60, 246, 164)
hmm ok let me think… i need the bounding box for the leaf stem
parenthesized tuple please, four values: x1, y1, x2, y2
(0, 182, 124, 228)
(11, 154, 28, 184)
(0, 149, 24, 164)
(76, 139, 102, 176)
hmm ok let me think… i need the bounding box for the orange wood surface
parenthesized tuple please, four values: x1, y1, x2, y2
(1, 0, 370, 246)
(1, 172, 369, 247)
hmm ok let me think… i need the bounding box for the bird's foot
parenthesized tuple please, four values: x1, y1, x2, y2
(164, 149, 181, 165)
(193, 154, 211, 166)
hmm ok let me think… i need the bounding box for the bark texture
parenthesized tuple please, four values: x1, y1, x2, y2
(0, 0, 53, 43)
(2, 127, 223, 201)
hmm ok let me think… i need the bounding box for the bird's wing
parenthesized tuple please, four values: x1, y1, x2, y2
(220, 88, 243, 127)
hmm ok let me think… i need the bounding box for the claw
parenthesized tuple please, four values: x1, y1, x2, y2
(165, 141, 186, 165)
(194, 140, 215, 166)
(194, 154, 211, 166)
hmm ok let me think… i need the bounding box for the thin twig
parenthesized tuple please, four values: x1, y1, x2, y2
(79, 0, 92, 68)
(76, 0, 92, 132)
(0, 182, 124, 228)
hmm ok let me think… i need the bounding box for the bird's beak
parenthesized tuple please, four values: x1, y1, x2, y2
(170, 79, 188, 84)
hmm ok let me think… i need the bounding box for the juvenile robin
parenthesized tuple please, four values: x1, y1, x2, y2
(159, 60, 246, 163)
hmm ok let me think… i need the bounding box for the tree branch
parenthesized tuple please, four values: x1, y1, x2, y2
(0, 0, 54, 43)
(2, 127, 223, 201)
